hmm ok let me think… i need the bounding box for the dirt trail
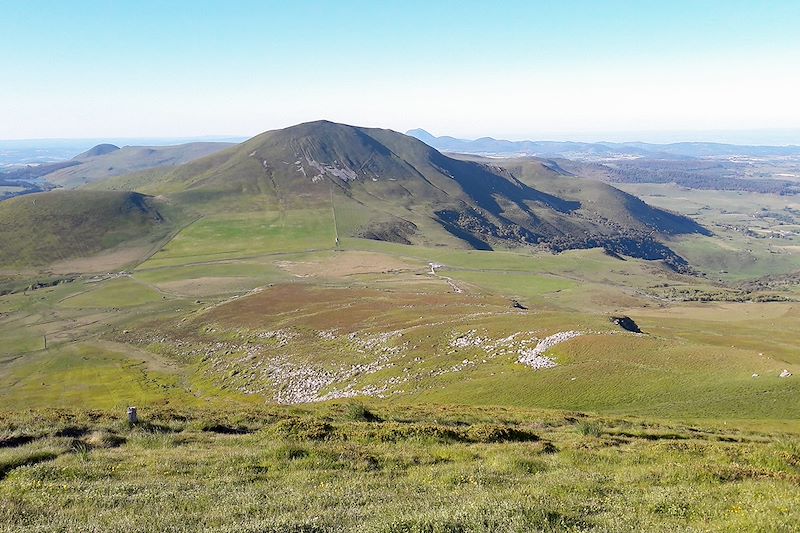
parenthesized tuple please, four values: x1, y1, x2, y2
(429, 263, 464, 293)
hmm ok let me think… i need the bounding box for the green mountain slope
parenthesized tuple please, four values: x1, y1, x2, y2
(99, 121, 706, 268)
(0, 190, 173, 267)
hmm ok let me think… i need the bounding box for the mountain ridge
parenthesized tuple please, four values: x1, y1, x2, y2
(94, 120, 706, 269)
(407, 129, 800, 159)
(44, 142, 236, 187)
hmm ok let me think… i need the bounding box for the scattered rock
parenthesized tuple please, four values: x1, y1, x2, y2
(518, 331, 583, 370)
(317, 329, 338, 340)
(450, 330, 487, 349)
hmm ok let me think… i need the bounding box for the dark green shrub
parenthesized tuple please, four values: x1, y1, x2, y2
(273, 418, 332, 441)
(577, 420, 602, 437)
(465, 423, 539, 443)
(344, 402, 381, 422)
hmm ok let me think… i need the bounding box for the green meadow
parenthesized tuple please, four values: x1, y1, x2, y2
(2, 198, 799, 531)
(1, 405, 799, 532)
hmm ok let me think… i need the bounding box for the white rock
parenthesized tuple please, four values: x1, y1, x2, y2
(780, 369, 792, 378)
(517, 331, 583, 370)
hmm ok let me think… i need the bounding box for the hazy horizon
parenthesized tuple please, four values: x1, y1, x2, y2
(3, 127, 800, 147)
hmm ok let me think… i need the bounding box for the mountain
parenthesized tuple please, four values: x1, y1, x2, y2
(42, 142, 236, 188)
(407, 129, 800, 160)
(0, 190, 172, 268)
(100, 120, 705, 268)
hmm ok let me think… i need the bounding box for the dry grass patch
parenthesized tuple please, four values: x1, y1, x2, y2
(275, 251, 422, 278)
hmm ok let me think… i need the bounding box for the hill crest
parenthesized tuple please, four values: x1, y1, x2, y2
(97, 120, 707, 269)
(74, 143, 120, 159)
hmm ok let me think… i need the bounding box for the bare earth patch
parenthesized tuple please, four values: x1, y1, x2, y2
(624, 301, 796, 321)
(49, 245, 153, 274)
(775, 245, 800, 254)
(155, 276, 258, 297)
(275, 251, 421, 278)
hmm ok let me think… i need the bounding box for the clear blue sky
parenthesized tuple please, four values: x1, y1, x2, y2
(2, 0, 799, 141)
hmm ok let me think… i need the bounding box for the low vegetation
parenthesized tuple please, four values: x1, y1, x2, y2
(1, 405, 798, 532)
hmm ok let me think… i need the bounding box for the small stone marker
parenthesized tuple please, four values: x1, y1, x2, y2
(127, 406, 138, 424)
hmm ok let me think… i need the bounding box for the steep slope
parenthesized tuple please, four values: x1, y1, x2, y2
(0, 190, 172, 268)
(43, 142, 235, 188)
(97, 121, 706, 267)
(461, 155, 710, 235)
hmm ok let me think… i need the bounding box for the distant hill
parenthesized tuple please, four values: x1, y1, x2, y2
(0, 141, 236, 201)
(458, 155, 707, 236)
(0, 161, 80, 182)
(0, 190, 173, 268)
(407, 129, 800, 159)
(43, 142, 236, 188)
(74, 143, 120, 159)
(101, 120, 705, 268)
(0, 136, 248, 166)
(557, 158, 800, 195)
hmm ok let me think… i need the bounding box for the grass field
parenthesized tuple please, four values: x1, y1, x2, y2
(1, 405, 799, 532)
(2, 202, 798, 418)
(616, 184, 800, 281)
(59, 278, 165, 308)
(2, 194, 800, 530)
(140, 209, 337, 269)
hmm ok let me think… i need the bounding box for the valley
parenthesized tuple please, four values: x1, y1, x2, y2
(3, 120, 799, 421)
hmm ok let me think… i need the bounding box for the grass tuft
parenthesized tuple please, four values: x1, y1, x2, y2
(577, 420, 603, 438)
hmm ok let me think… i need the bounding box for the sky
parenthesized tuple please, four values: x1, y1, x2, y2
(2, 0, 800, 143)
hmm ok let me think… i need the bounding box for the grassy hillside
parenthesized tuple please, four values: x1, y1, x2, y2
(1, 405, 798, 532)
(2, 123, 796, 419)
(0, 190, 174, 269)
(2, 217, 797, 420)
(92, 121, 704, 266)
(494, 158, 709, 236)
